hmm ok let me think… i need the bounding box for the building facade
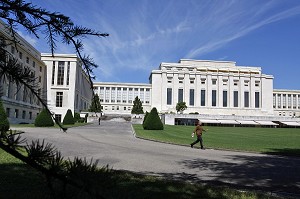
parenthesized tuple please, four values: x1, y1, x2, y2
(41, 54, 93, 122)
(0, 20, 47, 124)
(273, 89, 300, 117)
(93, 82, 151, 114)
(150, 59, 274, 116)
(94, 59, 300, 126)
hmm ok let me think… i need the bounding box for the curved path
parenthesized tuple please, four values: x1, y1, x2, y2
(17, 121, 300, 196)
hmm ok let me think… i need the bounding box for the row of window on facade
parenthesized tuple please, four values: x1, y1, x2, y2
(167, 77, 261, 87)
(273, 94, 300, 109)
(103, 105, 132, 111)
(167, 88, 260, 108)
(10, 46, 43, 73)
(51, 61, 71, 86)
(277, 111, 298, 117)
(97, 87, 151, 104)
(6, 107, 36, 120)
(2, 81, 42, 105)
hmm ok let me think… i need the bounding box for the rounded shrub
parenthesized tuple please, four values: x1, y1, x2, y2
(142, 111, 149, 129)
(0, 100, 10, 132)
(63, 109, 75, 125)
(34, 109, 54, 127)
(143, 107, 164, 130)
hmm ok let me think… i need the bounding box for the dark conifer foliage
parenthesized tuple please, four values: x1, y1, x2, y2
(63, 109, 75, 125)
(143, 107, 164, 130)
(0, 99, 9, 132)
(34, 109, 54, 127)
(131, 96, 144, 114)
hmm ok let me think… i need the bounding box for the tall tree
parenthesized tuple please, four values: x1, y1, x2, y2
(0, 1, 110, 198)
(131, 96, 144, 114)
(89, 93, 102, 113)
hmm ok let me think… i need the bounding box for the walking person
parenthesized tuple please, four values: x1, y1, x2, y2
(98, 117, 101, 125)
(191, 120, 206, 149)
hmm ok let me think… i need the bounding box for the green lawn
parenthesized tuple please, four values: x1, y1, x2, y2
(133, 124, 300, 156)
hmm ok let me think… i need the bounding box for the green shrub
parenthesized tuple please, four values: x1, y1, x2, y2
(74, 112, 81, 123)
(63, 109, 75, 125)
(142, 111, 149, 129)
(34, 109, 54, 127)
(143, 107, 163, 130)
(0, 99, 10, 132)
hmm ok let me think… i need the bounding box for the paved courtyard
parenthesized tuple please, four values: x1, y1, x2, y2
(16, 120, 300, 196)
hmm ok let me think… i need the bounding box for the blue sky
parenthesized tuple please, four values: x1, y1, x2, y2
(20, 0, 300, 89)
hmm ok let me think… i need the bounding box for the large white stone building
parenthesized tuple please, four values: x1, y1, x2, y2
(41, 54, 93, 123)
(94, 59, 300, 126)
(0, 20, 47, 124)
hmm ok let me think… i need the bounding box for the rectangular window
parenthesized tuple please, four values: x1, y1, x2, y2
(234, 91, 238, 107)
(32, 61, 35, 68)
(22, 110, 26, 119)
(293, 95, 296, 109)
(117, 87, 122, 103)
(122, 88, 127, 103)
(189, 89, 194, 106)
(26, 56, 29, 64)
(66, 61, 70, 86)
(255, 92, 260, 108)
(29, 112, 32, 120)
(278, 95, 281, 108)
(273, 94, 276, 108)
(288, 94, 291, 108)
(52, 61, 55, 85)
(57, 61, 65, 85)
(178, 89, 183, 103)
(244, 91, 249, 108)
(128, 88, 133, 103)
(212, 90, 217, 107)
(19, 52, 22, 59)
(167, 88, 172, 105)
(223, 90, 227, 107)
(201, 90, 205, 106)
(56, 92, 63, 107)
(15, 109, 19, 118)
(283, 94, 286, 108)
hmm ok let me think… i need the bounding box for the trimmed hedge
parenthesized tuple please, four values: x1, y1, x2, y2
(142, 111, 149, 129)
(143, 107, 163, 130)
(34, 109, 54, 127)
(63, 109, 75, 125)
(0, 99, 10, 132)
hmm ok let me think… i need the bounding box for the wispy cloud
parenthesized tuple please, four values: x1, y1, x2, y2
(18, 0, 300, 84)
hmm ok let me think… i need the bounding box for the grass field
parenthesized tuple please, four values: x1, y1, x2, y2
(133, 124, 300, 156)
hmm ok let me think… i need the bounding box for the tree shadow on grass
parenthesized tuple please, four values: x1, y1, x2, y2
(139, 154, 300, 198)
(264, 148, 300, 157)
(0, 163, 51, 199)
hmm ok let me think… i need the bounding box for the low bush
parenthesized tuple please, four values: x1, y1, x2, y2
(143, 108, 163, 130)
(34, 109, 54, 127)
(63, 109, 75, 125)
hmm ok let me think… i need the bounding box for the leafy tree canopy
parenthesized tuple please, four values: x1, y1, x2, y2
(131, 96, 144, 114)
(176, 101, 187, 113)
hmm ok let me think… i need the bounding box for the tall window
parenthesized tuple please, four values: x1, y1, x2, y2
(122, 88, 127, 103)
(57, 61, 65, 85)
(212, 90, 217, 107)
(273, 94, 276, 108)
(51, 61, 55, 85)
(145, 88, 150, 104)
(293, 95, 296, 109)
(234, 91, 238, 107)
(282, 94, 286, 108)
(128, 88, 133, 103)
(288, 94, 291, 108)
(223, 91, 227, 107)
(255, 92, 260, 108)
(201, 90, 205, 106)
(55, 114, 62, 123)
(105, 87, 110, 103)
(178, 89, 183, 103)
(117, 88, 122, 103)
(167, 88, 172, 105)
(56, 92, 63, 107)
(66, 61, 70, 86)
(189, 89, 194, 106)
(278, 94, 281, 108)
(244, 91, 249, 108)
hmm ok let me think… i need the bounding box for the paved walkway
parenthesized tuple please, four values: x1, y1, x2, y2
(16, 121, 300, 196)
